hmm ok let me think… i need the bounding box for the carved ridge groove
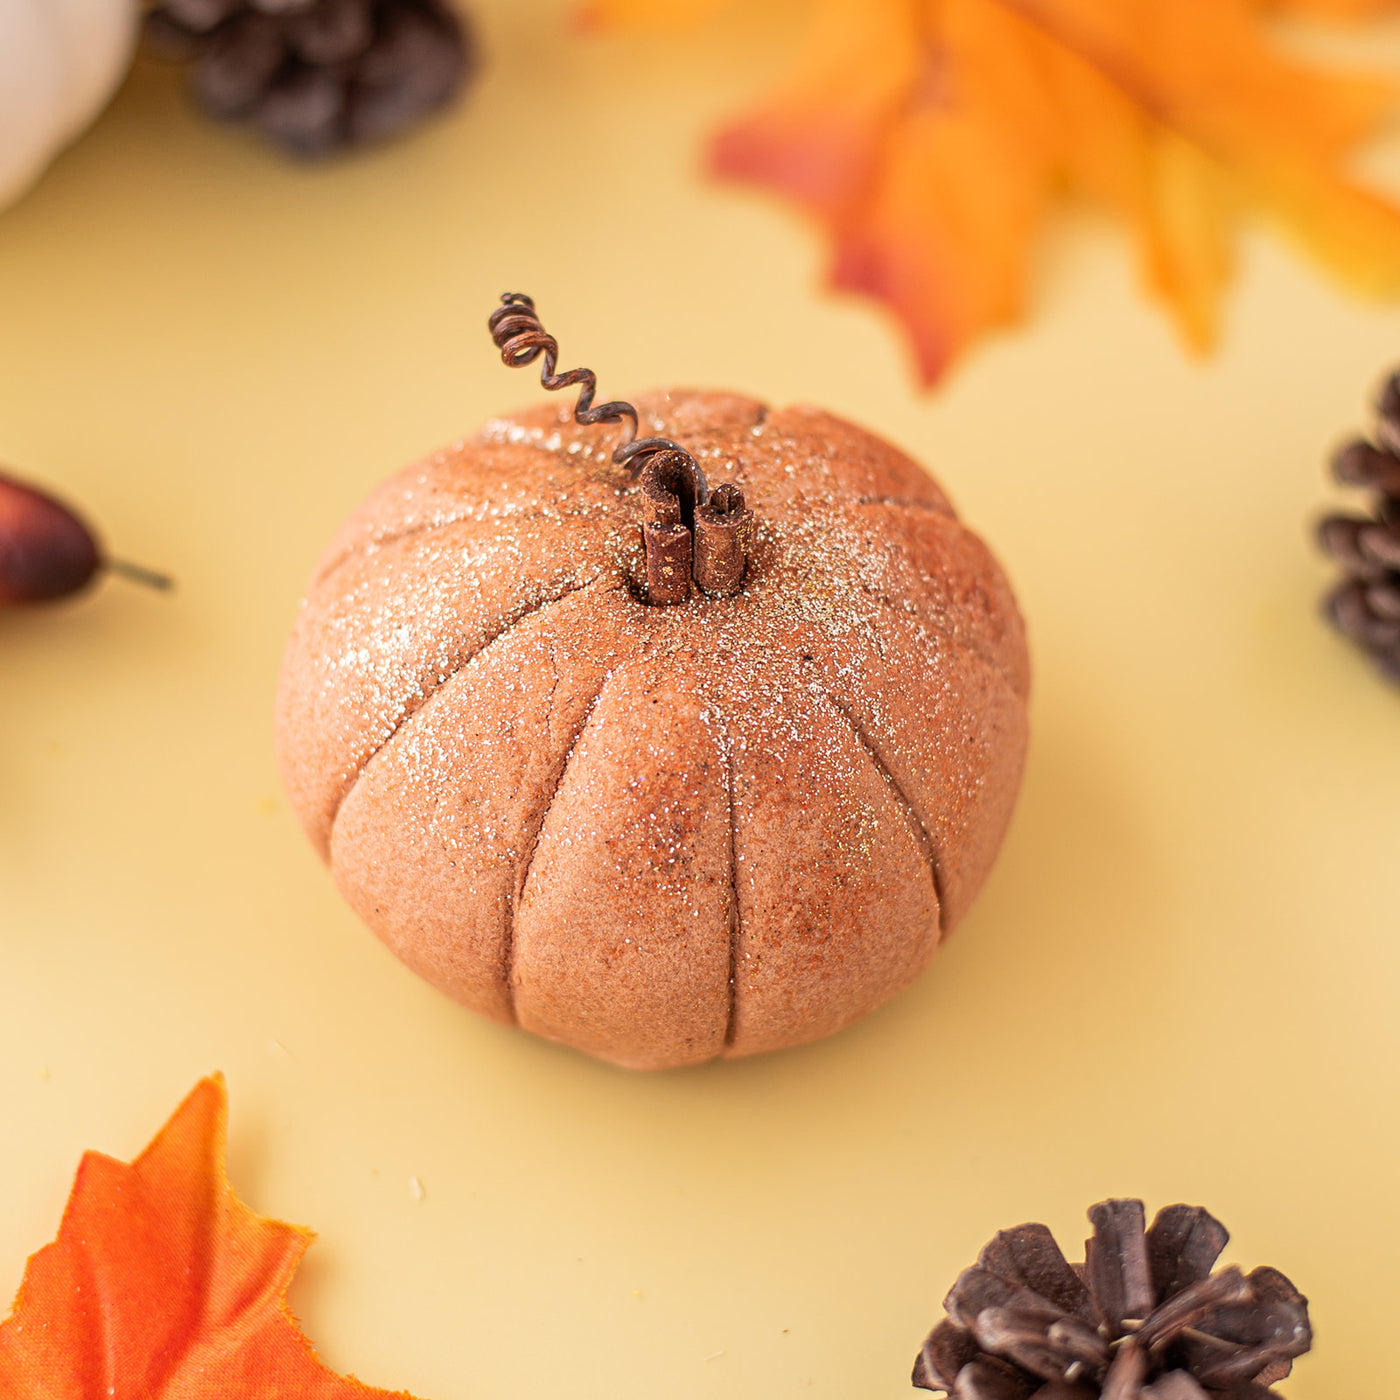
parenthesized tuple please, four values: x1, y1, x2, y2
(504, 667, 615, 1024)
(312, 503, 620, 591)
(328, 578, 604, 838)
(809, 672, 948, 941)
(852, 577, 1029, 702)
(722, 725, 742, 1050)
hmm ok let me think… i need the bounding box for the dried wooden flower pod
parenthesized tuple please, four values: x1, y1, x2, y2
(275, 307, 1029, 1069)
(1318, 367, 1400, 681)
(914, 1200, 1312, 1400)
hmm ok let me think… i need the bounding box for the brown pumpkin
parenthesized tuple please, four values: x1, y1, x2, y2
(275, 389, 1029, 1069)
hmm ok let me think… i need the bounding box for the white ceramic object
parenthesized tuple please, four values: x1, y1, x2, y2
(0, 0, 139, 212)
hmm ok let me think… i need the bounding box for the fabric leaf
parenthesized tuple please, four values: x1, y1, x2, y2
(1264, 0, 1400, 16)
(0, 1076, 423, 1400)
(577, 0, 727, 28)
(595, 0, 1400, 384)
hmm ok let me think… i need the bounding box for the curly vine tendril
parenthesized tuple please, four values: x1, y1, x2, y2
(487, 292, 755, 604)
(487, 292, 710, 503)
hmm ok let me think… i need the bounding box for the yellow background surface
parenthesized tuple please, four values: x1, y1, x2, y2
(2, 4, 1399, 1396)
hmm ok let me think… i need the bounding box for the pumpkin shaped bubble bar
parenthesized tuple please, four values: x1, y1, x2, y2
(275, 295, 1030, 1069)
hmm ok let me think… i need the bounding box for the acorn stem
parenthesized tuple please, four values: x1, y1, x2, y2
(106, 558, 175, 592)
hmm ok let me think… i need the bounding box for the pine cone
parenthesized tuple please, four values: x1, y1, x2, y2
(1318, 369, 1400, 683)
(143, 0, 473, 156)
(913, 1199, 1311, 1400)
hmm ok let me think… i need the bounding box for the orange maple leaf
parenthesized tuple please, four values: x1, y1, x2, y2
(1267, 0, 1400, 14)
(0, 1076, 424, 1400)
(588, 0, 1400, 384)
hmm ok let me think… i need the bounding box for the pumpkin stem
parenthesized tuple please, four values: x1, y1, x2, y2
(694, 484, 752, 595)
(488, 292, 751, 604)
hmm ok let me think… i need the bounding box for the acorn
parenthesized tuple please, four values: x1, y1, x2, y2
(0, 468, 171, 605)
